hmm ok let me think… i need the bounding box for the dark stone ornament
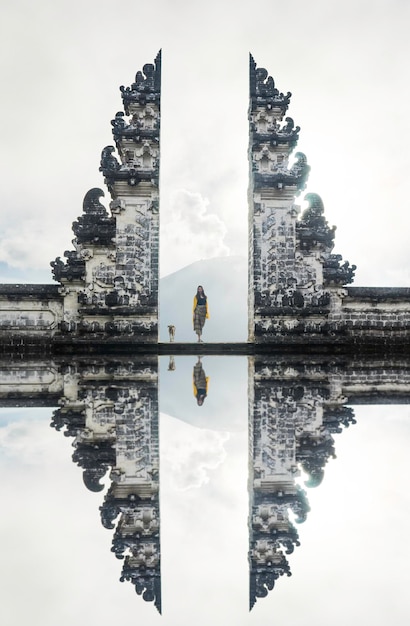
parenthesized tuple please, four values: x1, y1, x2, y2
(111, 111, 158, 144)
(297, 193, 336, 250)
(99, 148, 159, 191)
(50, 250, 85, 282)
(72, 188, 115, 246)
(72, 441, 116, 492)
(253, 116, 300, 149)
(324, 406, 357, 432)
(120, 51, 162, 114)
(99, 146, 121, 174)
(270, 527, 301, 554)
(250, 54, 291, 113)
(100, 490, 142, 529)
(120, 563, 162, 613)
(254, 151, 310, 191)
(297, 434, 336, 488)
(111, 111, 129, 139)
(267, 487, 310, 524)
(50, 408, 86, 437)
(249, 558, 292, 610)
(98, 143, 161, 195)
(323, 254, 357, 285)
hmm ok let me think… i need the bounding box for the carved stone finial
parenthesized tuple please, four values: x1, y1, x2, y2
(83, 188, 106, 214)
(72, 188, 115, 246)
(250, 53, 291, 113)
(296, 193, 335, 251)
(120, 51, 161, 113)
(99, 146, 121, 174)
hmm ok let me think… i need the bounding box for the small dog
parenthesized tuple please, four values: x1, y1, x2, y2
(168, 324, 176, 342)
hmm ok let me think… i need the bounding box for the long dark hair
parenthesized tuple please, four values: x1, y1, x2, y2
(196, 285, 207, 299)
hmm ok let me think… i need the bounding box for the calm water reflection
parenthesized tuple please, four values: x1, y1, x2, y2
(0, 355, 409, 625)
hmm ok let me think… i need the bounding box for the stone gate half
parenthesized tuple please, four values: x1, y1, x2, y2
(248, 55, 410, 348)
(0, 52, 161, 351)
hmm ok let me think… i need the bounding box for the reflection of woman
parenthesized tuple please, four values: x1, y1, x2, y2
(193, 285, 209, 342)
(193, 357, 209, 406)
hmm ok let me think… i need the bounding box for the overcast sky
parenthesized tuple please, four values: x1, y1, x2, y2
(1, 0, 410, 286)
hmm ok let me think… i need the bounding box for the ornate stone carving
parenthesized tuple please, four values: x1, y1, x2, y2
(72, 188, 115, 246)
(111, 109, 159, 144)
(254, 151, 310, 191)
(249, 553, 291, 609)
(323, 254, 357, 285)
(252, 116, 300, 149)
(120, 561, 161, 611)
(50, 408, 85, 437)
(249, 54, 291, 113)
(111, 111, 129, 139)
(72, 441, 116, 492)
(296, 193, 335, 251)
(120, 51, 161, 113)
(50, 251, 85, 283)
(100, 145, 121, 173)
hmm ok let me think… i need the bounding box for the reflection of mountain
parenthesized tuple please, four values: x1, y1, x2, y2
(159, 355, 247, 431)
(159, 256, 247, 343)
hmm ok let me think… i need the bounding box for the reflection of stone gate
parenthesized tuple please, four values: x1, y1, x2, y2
(1, 355, 410, 611)
(0, 357, 161, 611)
(248, 355, 410, 607)
(1, 52, 410, 349)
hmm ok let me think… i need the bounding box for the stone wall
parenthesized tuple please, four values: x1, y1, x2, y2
(0, 284, 63, 350)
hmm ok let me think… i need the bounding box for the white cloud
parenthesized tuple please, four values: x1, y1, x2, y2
(161, 413, 229, 490)
(160, 189, 230, 276)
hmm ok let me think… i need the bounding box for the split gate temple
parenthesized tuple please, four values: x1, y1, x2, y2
(1, 52, 410, 613)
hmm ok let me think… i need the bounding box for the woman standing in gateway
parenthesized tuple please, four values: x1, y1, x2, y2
(193, 285, 209, 342)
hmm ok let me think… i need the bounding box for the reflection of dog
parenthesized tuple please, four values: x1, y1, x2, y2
(168, 325, 176, 342)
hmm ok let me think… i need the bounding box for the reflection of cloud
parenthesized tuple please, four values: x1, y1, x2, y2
(161, 189, 230, 276)
(161, 413, 229, 490)
(0, 418, 64, 466)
